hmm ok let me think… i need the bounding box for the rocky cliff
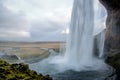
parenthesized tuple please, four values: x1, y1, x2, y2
(99, 0, 120, 55)
(99, 0, 120, 80)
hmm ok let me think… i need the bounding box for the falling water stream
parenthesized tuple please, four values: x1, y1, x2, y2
(48, 0, 106, 71)
(63, 0, 98, 70)
(29, 0, 109, 80)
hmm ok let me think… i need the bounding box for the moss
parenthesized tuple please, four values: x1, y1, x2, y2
(0, 59, 52, 80)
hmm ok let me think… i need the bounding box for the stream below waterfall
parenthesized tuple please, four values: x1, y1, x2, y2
(29, 0, 108, 79)
(29, 59, 110, 80)
(29, 49, 110, 80)
(29, 58, 110, 80)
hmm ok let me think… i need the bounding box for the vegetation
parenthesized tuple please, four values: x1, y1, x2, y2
(0, 59, 52, 80)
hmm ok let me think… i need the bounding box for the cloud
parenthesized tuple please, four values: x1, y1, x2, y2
(0, 0, 107, 42)
(29, 20, 67, 41)
(0, 0, 73, 41)
(0, 30, 30, 38)
(0, 0, 30, 40)
(4, 0, 73, 22)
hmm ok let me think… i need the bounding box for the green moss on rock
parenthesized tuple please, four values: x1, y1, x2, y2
(0, 59, 52, 80)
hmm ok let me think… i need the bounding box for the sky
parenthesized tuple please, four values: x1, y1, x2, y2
(0, 0, 106, 42)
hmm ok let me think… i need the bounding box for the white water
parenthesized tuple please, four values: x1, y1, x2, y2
(49, 0, 106, 71)
(30, 0, 107, 73)
(94, 0, 106, 58)
(64, 0, 95, 69)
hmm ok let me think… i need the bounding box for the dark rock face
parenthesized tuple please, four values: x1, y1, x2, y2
(99, 0, 120, 55)
(99, 0, 120, 10)
(105, 52, 120, 80)
(100, 0, 120, 80)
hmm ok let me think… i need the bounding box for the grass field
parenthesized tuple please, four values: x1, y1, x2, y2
(0, 42, 65, 63)
(0, 42, 64, 48)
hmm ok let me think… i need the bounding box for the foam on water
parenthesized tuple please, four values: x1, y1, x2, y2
(50, 0, 106, 71)
(30, 0, 107, 73)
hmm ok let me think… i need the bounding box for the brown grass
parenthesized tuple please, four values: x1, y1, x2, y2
(0, 42, 65, 59)
(0, 42, 65, 48)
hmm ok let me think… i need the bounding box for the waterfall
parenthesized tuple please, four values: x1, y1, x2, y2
(94, 0, 106, 58)
(64, 0, 94, 69)
(50, 0, 106, 71)
(55, 0, 106, 71)
(29, 0, 107, 73)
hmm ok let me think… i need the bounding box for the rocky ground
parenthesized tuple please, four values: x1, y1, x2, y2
(0, 59, 52, 80)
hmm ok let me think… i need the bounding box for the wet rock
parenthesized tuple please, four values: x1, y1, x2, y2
(105, 52, 120, 80)
(100, 0, 120, 80)
(99, 0, 120, 55)
(99, 0, 120, 10)
(1, 54, 19, 60)
(11, 63, 29, 73)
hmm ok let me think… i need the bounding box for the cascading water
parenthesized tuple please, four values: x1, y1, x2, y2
(64, 0, 95, 70)
(49, 0, 106, 71)
(61, 0, 106, 71)
(30, 0, 107, 74)
(94, 0, 106, 58)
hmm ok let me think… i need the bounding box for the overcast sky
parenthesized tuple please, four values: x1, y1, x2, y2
(0, 0, 106, 42)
